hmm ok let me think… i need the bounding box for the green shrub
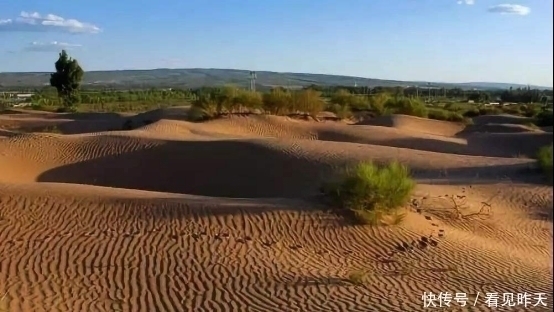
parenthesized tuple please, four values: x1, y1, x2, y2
(520, 104, 543, 118)
(191, 95, 220, 118)
(262, 88, 292, 115)
(501, 105, 524, 116)
(323, 161, 415, 225)
(427, 108, 464, 122)
(537, 145, 553, 183)
(330, 89, 354, 107)
(427, 108, 449, 120)
(187, 105, 209, 121)
(328, 103, 353, 119)
(234, 89, 263, 113)
(368, 93, 390, 116)
(330, 89, 370, 112)
(535, 110, 553, 127)
(291, 89, 325, 117)
(386, 97, 428, 118)
(461, 108, 479, 118)
(350, 96, 371, 111)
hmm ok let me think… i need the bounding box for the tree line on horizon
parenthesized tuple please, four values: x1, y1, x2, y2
(6, 50, 551, 114)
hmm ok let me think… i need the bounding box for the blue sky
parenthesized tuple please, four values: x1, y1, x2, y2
(1, 0, 552, 87)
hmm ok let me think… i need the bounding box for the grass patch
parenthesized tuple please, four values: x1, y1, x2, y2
(327, 103, 353, 119)
(536, 144, 553, 184)
(41, 125, 62, 133)
(427, 108, 465, 122)
(322, 161, 415, 225)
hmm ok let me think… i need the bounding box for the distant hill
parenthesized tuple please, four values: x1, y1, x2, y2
(0, 68, 551, 91)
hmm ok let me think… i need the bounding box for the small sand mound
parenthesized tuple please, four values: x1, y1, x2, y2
(200, 115, 318, 139)
(131, 119, 234, 140)
(357, 114, 465, 137)
(0, 115, 69, 131)
(472, 114, 534, 126)
(0, 131, 534, 197)
(54, 111, 127, 121)
(467, 132, 553, 157)
(198, 115, 472, 155)
(138, 119, 195, 135)
(459, 123, 544, 135)
(131, 106, 191, 123)
(0, 110, 128, 134)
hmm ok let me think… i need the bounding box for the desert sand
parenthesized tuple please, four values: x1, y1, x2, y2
(0, 108, 552, 311)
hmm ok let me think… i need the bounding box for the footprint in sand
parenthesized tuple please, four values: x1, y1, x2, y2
(214, 232, 230, 240)
(289, 244, 303, 250)
(236, 236, 252, 244)
(262, 240, 276, 247)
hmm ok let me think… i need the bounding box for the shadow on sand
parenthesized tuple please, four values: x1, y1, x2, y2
(36, 140, 336, 198)
(36, 139, 550, 199)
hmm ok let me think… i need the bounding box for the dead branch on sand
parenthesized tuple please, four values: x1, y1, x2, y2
(412, 189, 501, 221)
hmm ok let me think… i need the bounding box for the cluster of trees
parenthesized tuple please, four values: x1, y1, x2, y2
(31, 88, 196, 106)
(498, 87, 550, 103)
(464, 87, 551, 104)
(307, 85, 553, 104)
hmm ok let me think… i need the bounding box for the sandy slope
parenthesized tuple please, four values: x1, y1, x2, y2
(0, 110, 552, 311)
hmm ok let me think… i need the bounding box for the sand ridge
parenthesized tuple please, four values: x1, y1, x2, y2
(0, 109, 552, 311)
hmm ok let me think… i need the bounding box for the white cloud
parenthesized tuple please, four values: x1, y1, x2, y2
(488, 4, 531, 15)
(23, 41, 83, 52)
(0, 11, 101, 33)
(457, 0, 475, 5)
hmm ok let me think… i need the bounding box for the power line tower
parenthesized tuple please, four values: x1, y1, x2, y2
(427, 82, 432, 102)
(249, 71, 257, 92)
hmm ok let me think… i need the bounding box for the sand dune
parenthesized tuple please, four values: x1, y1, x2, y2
(356, 114, 466, 137)
(464, 132, 553, 158)
(0, 109, 552, 311)
(460, 123, 544, 135)
(472, 114, 535, 126)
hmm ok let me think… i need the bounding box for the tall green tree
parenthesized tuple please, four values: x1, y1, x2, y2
(49, 50, 84, 110)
